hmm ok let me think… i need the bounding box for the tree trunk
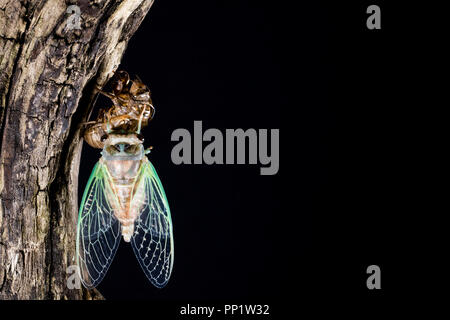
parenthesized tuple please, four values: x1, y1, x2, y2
(0, 0, 154, 299)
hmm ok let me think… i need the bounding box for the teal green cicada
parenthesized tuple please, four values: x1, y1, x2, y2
(76, 71, 173, 289)
(76, 133, 174, 289)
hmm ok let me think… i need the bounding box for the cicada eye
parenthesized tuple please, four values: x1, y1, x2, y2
(106, 145, 119, 154)
(101, 134, 108, 142)
(125, 144, 140, 155)
(137, 134, 144, 141)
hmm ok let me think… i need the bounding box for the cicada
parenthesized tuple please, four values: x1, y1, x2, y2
(76, 72, 174, 289)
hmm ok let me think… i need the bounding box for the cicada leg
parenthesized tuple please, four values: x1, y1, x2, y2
(105, 107, 113, 133)
(109, 115, 134, 131)
(81, 120, 97, 126)
(136, 105, 148, 134)
(96, 88, 116, 100)
(148, 103, 155, 121)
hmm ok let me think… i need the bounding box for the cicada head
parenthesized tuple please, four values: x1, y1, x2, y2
(101, 133, 145, 161)
(101, 133, 145, 180)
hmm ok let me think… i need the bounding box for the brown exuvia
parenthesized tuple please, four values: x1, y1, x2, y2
(83, 71, 155, 149)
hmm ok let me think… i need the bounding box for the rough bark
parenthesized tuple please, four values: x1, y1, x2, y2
(0, 0, 154, 299)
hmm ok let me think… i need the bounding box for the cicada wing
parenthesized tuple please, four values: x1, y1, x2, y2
(76, 161, 121, 288)
(131, 159, 174, 288)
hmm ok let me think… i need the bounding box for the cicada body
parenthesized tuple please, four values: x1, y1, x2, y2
(77, 72, 173, 289)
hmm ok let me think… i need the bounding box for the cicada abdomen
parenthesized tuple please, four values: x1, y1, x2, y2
(76, 72, 173, 289)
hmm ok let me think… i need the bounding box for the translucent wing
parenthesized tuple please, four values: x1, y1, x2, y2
(76, 161, 121, 288)
(131, 159, 174, 288)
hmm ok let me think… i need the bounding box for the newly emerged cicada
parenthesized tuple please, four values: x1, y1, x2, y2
(76, 71, 174, 289)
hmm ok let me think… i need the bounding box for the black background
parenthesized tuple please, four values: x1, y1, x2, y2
(79, 0, 283, 302)
(75, 0, 399, 313)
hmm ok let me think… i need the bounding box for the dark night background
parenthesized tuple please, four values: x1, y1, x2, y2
(74, 0, 402, 314)
(79, 0, 284, 302)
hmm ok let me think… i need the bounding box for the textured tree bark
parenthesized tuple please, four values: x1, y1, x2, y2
(0, 0, 154, 299)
